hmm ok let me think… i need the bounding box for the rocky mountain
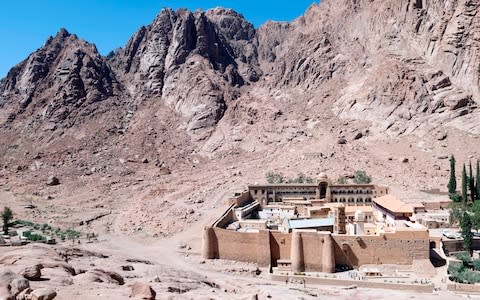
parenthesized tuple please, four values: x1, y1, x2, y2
(0, 29, 120, 126)
(0, 0, 479, 174)
(261, 0, 479, 136)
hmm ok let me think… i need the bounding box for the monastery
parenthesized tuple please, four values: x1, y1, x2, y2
(203, 173, 431, 273)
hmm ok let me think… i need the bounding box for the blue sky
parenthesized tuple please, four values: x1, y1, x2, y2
(0, 1, 318, 78)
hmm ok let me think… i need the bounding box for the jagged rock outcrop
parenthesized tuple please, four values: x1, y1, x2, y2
(0, 29, 120, 128)
(111, 8, 259, 131)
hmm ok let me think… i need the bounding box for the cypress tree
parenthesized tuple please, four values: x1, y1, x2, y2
(1, 207, 13, 235)
(461, 211, 473, 254)
(476, 160, 480, 201)
(448, 155, 457, 194)
(462, 164, 468, 204)
(470, 161, 476, 202)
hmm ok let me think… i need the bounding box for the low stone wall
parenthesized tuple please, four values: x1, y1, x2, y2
(270, 274, 434, 293)
(447, 283, 480, 293)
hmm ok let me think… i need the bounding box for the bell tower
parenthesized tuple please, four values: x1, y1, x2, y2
(316, 172, 330, 200)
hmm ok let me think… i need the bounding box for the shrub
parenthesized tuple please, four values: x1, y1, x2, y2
(266, 172, 285, 184)
(66, 229, 80, 239)
(353, 170, 372, 184)
(449, 193, 461, 202)
(448, 259, 480, 284)
(473, 259, 480, 271)
(287, 173, 314, 184)
(23, 231, 46, 241)
(41, 223, 51, 231)
(455, 252, 473, 266)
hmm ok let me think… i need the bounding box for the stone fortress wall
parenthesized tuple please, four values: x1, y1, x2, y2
(203, 188, 430, 273)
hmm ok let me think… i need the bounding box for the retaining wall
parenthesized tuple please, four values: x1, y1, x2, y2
(270, 274, 434, 293)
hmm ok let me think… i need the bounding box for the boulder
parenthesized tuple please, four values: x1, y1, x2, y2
(19, 264, 43, 280)
(352, 131, 363, 140)
(130, 282, 156, 299)
(75, 269, 124, 285)
(400, 158, 409, 163)
(31, 288, 57, 300)
(121, 265, 134, 271)
(337, 138, 347, 145)
(46, 176, 60, 186)
(10, 277, 30, 296)
(0, 270, 30, 296)
(16, 288, 32, 300)
(436, 132, 447, 141)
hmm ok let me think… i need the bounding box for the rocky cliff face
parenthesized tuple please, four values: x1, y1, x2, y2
(257, 0, 479, 136)
(110, 8, 259, 132)
(0, 0, 479, 161)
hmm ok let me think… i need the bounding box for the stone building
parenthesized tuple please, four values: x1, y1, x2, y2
(248, 173, 389, 207)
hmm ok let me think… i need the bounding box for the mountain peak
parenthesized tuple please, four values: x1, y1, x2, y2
(56, 27, 71, 38)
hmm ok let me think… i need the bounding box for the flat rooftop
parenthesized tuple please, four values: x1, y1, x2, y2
(345, 206, 374, 213)
(288, 218, 335, 229)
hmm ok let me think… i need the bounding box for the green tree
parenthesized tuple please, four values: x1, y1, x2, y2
(461, 211, 473, 254)
(2, 207, 13, 235)
(353, 170, 372, 184)
(337, 176, 347, 184)
(470, 161, 476, 202)
(471, 201, 480, 232)
(463, 164, 468, 204)
(450, 202, 464, 226)
(476, 160, 480, 201)
(448, 155, 457, 194)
